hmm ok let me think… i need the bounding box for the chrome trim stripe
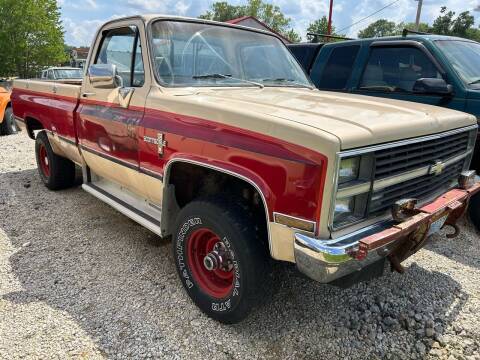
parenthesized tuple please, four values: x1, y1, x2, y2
(372, 150, 471, 191)
(339, 125, 478, 158)
(14, 115, 25, 123)
(337, 182, 371, 198)
(163, 158, 272, 255)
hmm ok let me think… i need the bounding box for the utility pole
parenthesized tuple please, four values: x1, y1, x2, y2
(327, 0, 334, 35)
(415, 0, 423, 31)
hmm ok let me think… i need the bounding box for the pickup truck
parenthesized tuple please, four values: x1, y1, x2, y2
(11, 15, 480, 323)
(287, 33, 480, 171)
(40, 67, 83, 81)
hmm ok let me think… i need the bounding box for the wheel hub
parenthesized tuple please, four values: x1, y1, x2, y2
(203, 242, 233, 272)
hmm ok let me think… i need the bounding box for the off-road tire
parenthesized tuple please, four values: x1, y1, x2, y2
(469, 193, 480, 232)
(35, 131, 76, 190)
(172, 197, 270, 324)
(1, 107, 17, 135)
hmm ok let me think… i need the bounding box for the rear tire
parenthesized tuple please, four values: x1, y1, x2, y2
(1, 107, 17, 135)
(469, 192, 480, 232)
(35, 131, 76, 190)
(172, 197, 270, 324)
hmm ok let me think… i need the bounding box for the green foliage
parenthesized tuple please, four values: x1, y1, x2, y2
(431, 6, 476, 38)
(0, 0, 67, 78)
(199, 0, 301, 43)
(358, 7, 480, 41)
(306, 16, 345, 42)
(358, 19, 399, 38)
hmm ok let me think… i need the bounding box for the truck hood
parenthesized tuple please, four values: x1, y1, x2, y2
(193, 87, 476, 149)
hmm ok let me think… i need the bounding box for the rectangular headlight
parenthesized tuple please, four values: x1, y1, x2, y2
(338, 157, 360, 184)
(331, 154, 374, 230)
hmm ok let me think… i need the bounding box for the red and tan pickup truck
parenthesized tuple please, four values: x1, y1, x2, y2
(11, 15, 480, 323)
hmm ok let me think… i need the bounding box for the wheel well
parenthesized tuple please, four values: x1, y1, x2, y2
(165, 161, 269, 250)
(25, 117, 44, 139)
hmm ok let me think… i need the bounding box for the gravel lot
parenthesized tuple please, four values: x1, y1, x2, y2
(1, 133, 480, 359)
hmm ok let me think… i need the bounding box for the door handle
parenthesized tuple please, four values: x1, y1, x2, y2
(82, 92, 96, 98)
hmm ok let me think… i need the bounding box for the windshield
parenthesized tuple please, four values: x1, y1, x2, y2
(54, 69, 83, 79)
(435, 40, 480, 87)
(150, 20, 312, 88)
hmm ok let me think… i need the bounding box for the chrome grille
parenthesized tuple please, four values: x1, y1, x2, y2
(374, 131, 470, 179)
(369, 159, 464, 215)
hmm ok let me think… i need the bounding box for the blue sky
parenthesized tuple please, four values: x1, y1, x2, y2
(58, 0, 480, 46)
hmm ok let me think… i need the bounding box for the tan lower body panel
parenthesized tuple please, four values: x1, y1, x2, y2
(82, 150, 164, 206)
(268, 222, 298, 263)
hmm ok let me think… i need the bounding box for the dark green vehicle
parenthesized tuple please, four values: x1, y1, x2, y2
(289, 32, 480, 167)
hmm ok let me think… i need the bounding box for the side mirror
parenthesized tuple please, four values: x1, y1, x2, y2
(413, 78, 453, 96)
(88, 64, 121, 89)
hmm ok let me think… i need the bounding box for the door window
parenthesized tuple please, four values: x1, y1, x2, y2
(95, 26, 145, 87)
(317, 45, 360, 90)
(360, 46, 441, 93)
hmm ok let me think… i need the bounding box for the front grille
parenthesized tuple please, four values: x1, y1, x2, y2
(369, 159, 464, 215)
(374, 131, 469, 179)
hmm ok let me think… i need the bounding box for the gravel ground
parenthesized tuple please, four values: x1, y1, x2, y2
(1, 132, 480, 359)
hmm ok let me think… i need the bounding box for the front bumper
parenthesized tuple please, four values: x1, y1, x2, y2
(294, 181, 480, 283)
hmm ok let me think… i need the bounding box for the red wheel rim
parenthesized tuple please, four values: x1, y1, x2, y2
(39, 144, 50, 177)
(187, 228, 234, 299)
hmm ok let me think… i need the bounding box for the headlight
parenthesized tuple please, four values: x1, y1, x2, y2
(331, 154, 373, 230)
(338, 157, 360, 184)
(334, 197, 355, 224)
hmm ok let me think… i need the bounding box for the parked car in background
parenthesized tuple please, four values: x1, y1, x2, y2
(11, 16, 480, 323)
(40, 67, 83, 81)
(288, 32, 480, 170)
(0, 86, 16, 135)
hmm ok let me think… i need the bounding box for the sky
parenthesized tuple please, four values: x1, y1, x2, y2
(58, 0, 480, 46)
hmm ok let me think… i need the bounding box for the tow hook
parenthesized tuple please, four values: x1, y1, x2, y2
(444, 223, 460, 239)
(388, 254, 405, 274)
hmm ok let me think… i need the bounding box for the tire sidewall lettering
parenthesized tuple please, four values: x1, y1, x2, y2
(175, 216, 242, 314)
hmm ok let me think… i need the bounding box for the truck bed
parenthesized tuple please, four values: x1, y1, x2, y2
(12, 79, 83, 164)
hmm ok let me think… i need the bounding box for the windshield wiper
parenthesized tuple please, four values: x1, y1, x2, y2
(468, 79, 480, 85)
(192, 73, 264, 89)
(261, 78, 314, 89)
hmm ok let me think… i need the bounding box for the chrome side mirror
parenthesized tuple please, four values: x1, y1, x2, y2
(88, 64, 119, 89)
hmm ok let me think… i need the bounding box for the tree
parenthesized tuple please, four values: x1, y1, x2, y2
(431, 6, 477, 38)
(358, 19, 398, 38)
(199, 0, 301, 43)
(306, 16, 344, 41)
(0, 0, 67, 78)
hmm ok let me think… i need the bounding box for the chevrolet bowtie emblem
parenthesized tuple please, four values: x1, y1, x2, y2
(429, 160, 445, 176)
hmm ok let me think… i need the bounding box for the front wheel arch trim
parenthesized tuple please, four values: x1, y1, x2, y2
(162, 157, 273, 256)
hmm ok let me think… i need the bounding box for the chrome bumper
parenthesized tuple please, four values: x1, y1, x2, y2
(294, 180, 480, 283)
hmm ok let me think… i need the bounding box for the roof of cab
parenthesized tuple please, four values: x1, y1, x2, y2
(100, 14, 279, 39)
(320, 33, 477, 49)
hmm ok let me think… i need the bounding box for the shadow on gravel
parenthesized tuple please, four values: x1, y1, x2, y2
(425, 215, 480, 271)
(0, 169, 471, 359)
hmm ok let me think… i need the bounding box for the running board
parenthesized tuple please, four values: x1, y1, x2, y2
(82, 182, 162, 236)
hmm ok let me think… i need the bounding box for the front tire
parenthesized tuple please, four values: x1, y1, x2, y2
(173, 198, 269, 324)
(35, 131, 76, 190)
(1, 107, 17, 135)
(469, 193, 480, 231)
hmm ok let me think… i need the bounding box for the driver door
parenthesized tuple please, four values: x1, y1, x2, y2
(78, 19, 149, 196)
